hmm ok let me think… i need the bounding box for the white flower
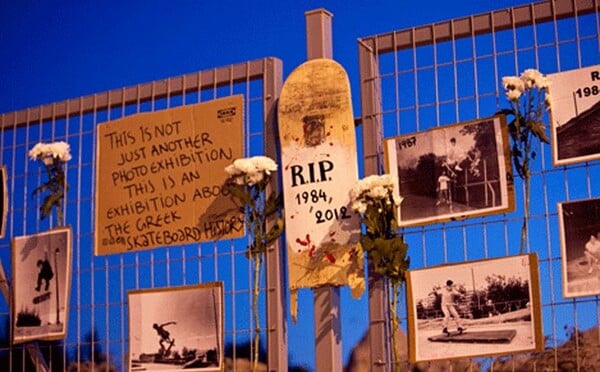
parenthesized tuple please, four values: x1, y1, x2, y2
(502, 76, 524, 92)
(520, 69, 543, 89)
(225, 155, 277, 187)
(506, 89, 522, 102)
(351, 200, 367, 214)
(29, 141, 71, 162)
(351, 174, 402, 214)
(536, 76, 551, 90)
(251, 156, 278, 174)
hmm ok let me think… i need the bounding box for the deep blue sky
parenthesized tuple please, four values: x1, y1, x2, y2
(0, 0, 540, 369)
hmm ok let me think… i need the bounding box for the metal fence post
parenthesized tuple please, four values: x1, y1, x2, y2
(264, 57, 288, 372)
(305, 9, 343, 372)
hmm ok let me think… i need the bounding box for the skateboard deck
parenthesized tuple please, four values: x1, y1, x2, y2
(428, 329, 516, 343)
(278, 59, 364, 319)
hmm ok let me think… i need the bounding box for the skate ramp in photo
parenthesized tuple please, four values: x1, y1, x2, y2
(428, 329, 517, 343)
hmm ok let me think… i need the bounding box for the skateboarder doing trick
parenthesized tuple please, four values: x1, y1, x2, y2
(433, 280, 465, 336)
(153, 321, 176, 354)
(35, 254, 54, 292)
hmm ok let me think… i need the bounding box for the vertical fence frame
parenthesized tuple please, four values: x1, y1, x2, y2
(0, 57, 287, 371)
(358, 0, 600, 369)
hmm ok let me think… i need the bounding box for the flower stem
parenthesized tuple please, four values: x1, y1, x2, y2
(390, 281, 400, 372)
(252, 254, 262, 372)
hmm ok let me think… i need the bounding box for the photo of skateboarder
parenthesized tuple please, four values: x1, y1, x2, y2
(385, 116, 512, 227)
(406, 254, 542, 362)
(129, 282, 224, 371)
(35, 253, 54, 292)
(153, 321, 176, 355)
(558, 197, 600, 298)
(431, 280, 465, 336)
(11, 227, 72, 344)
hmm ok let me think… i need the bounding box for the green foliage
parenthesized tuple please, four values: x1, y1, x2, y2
(32, 156, 68, 222)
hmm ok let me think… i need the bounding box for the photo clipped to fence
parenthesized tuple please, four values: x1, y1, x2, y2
(128, 282, 224, 371)
(558, 197, 600, 298)
(406, 253, 542, 363)
(384, 115, 514, 227)
(95, 96, 244, 255)
(11, 227, 72, 344)
(548, 64, 600, 166)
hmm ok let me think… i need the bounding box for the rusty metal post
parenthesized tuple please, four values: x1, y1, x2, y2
(358, 38, 390, 371)
(264, 57, 288, 372)
(305, 9, 343, 372)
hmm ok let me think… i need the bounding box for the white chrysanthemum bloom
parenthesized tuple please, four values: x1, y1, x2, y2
(520, 69, 543, 89)
(225, 155, 277, 186)
(507, 89, 522, 102)
(224, 163, 242, 176)
(232, 158, 255, 174)
(245, 171, 264, 186)
(29, 141, 71, 162)
(351, 200, 367, 214)
(251, 156, 277, 175)
(369, 185, 388, 199)
(535, 76, 551, 90)
(502, 76, 524, 92)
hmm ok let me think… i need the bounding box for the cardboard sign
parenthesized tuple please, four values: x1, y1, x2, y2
(278, 59, 364, 313)
(95, 96, 244, 255)
(549, 64, 600, 166)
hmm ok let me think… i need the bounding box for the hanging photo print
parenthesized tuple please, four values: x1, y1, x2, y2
(558, 197, 600, 298)
(128, 282, 224, 371)
(385, 115, 513, 227)
(406, 254, 542, 363)
(11, 227, 72, 343)
(548, 64, 600, 166)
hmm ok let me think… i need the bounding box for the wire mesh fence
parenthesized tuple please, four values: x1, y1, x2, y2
(0, 58, 285, 371)
(359, 0, 600, 370)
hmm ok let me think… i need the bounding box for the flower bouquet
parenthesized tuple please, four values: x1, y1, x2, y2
(28, 141, 71, 226)
(224, 155, 284, 372)
(350, 174, 409, 370)
(500, 69, 551, 253)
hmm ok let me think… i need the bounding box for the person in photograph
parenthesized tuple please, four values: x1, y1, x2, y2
(431, 279, 465, 336)
(445, 137, 467, 173)
(584, 233, 600, 274)
(435, 171, 452, 206)
(153, 321, 176, 354)
(35, 253, 54, 292)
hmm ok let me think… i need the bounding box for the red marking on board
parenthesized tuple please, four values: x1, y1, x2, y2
(296, 237, 309, 246)
(325, 252, 336, 263)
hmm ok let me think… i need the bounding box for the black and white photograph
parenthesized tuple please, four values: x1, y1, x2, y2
(385, 116, 513, 227)
(548, 64, 600, 166)
(128, 282, 224, 371)
(558, 197, 600, 298)
(11, 226, 72, 344)
(406, 254, 542, 363)
(0, 165, 6, 238)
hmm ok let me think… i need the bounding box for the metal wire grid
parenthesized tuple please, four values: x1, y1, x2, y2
(0, 57, 285, 371)
(359, 0, 600, 370)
